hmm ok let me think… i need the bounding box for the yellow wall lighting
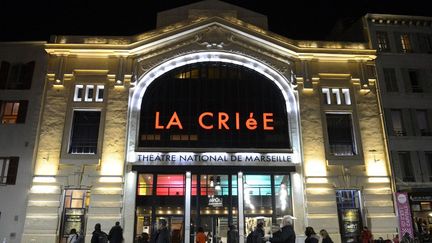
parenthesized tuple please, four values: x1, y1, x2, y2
(34, 158, 59, 176)
(30, 185, 59, 194)
(305, 160, 328, 183)
(100, 155, 124, 182)
(366, 159, 389, 183)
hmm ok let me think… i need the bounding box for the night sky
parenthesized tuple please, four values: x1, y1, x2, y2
(1, 0, 431, 42)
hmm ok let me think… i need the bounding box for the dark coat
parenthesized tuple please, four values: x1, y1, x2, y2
(270, 225, 296, 243)
(322, 237, 334, 243)
(227, 229, 239, 243)
(305, 235, 319, 243)
(252, 228, 265, 243)
(91, 230, 108, 243)
(108, 225, 124, 243)
(155, 227, 170, 243)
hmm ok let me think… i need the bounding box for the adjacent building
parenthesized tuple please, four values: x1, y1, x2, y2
(364, 14, 432, 238)
(0, 42, 47, 243)
(0, 1, 401, 243)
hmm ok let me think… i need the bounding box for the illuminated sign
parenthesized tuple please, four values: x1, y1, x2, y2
(133, 152, 293, 163)
(208, 197, 223, 207)
(138, 62, 291, 149)
(155, 112, 274, 130)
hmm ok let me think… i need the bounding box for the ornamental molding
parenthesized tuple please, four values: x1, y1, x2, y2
(134, 23, 294, 85)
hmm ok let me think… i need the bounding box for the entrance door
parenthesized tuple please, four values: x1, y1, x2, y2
(200, 216, 229, 243)
(156, 216, 184, 243)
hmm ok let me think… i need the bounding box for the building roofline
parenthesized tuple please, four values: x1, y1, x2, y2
(365, 13, 432, 26)
(0, 41, 47, 45)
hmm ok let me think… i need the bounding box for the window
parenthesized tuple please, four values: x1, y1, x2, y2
(390, 109, 405, 136)
(139, 62, 290, 149)
(383, 68, 398, 92)
(0, 61, 35, 90)
(0, 100, 28, 124)
(0, 157, 19, 185)
(376, 32, 390, 52)
(409, 70, 423, 93)
(321, 88, 351, 105)
(326, 113, 357, 156)
(400, 34, 412, 53)
(60, 189, 90, 241)
(416, 110, 430, 136)
(69, 110, 101, 154)
(398, 152, 414, 182)
(336, 190, 363, 243)
(417, 33, 432, 53)
(426, 152, 432, 182)
(73, 84, 104, 102)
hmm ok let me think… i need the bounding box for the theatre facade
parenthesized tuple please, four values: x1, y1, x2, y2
(22, 3, 397, 243)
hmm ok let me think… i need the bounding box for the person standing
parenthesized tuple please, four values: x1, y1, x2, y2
(196, 227, 207, 243)
(154, 219, 170, 243)
(91, 223, 109, 243)
(227, 225, 239, 243)
(319, 229, 333, 243)
(360, 227, 373, 243)
(67, 228, 79, 243)
(304, 227, 319, 243)
(401, 232, 414, 243)
(252, 221, 265, 243)
(108, 221, 124, 243)
(268, 215, 296, 243)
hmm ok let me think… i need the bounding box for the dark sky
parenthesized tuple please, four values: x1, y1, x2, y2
(1, 0, 431, 42)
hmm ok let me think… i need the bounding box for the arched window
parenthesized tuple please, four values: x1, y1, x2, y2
(138, 62, 290, 150)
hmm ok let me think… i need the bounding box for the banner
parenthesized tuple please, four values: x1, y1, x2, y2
(395, 192, 414, 238)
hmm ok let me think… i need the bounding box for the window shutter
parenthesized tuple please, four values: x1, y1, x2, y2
(19, 61, 35, 89)
(16, 100, 28, 123)
(0, 61, 10, 89)
(6, 157, 19, 185)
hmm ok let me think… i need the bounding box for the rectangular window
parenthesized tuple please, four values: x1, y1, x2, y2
(84, 85, 94, 102)
(416, 110, 430, 136)
(336, 190, 363, 243)
(342, 89, 351, 105)
(0, 157, 19, 185)
(95, 85, 104, 102)
(400, 34, 412, 53)
(383, 68, 398, 92)
(0, 61, 34, 90)
(321, 88, 351, 105)
(69, 110, 101, 154)
(156, 174, 185, 196)
(60, 189, 90, 241)
(417, 33, 432, 53)
(409, 70, 423, 93)
(73, 85, 84, 102)
(398, 152, 414, 182)
(0, 100, 28, 124)
(426, 152, 432, 182)
(326, 113, 357, 156)
(390, 109, 405, 136)
(376, 31, 390, 52)
(322, 88, 331, 105)
(74, 84, 104, 102)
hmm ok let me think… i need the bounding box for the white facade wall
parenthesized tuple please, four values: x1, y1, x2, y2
(0, 43, 47, 243)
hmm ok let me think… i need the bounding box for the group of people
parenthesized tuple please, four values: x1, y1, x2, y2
(243, 216, 335, 243)
(67, 221, 124, 243)
(135, 218, 170, 243)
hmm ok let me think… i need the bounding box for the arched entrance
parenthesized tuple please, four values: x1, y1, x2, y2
(125, 51, 303, 243)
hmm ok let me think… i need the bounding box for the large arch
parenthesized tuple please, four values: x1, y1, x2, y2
(128, 51, 301, 158)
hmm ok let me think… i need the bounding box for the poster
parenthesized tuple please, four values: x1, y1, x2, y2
(395, 192, 414, 238)
(63, 208, 85, 236)
(338, 208, 362, 243)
